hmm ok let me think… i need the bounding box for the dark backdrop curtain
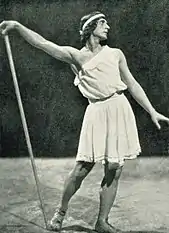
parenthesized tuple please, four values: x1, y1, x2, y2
(0, 0, 169, 157)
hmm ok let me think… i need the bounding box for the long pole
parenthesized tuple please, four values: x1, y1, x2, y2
(4, 34, 48, 229)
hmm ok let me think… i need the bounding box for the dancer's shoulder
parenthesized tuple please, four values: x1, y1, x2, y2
(107, 46, 124, 54)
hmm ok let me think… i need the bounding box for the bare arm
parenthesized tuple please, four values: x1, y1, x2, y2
(118, 49, 169, 129)
(0, 20, 80, 65)
(118, 49, 155, 115)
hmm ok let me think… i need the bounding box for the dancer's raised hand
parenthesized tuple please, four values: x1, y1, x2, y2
(0, 20, 18, 35)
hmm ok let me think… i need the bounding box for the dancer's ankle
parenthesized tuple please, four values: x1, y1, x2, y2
(96, 217, 107, 224)
(58, 206, 67, 216)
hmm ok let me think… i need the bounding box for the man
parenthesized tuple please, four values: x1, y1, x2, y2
(0, 11, 169, 233)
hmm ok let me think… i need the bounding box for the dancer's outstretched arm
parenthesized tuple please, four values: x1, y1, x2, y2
(0, 20, 80, 65)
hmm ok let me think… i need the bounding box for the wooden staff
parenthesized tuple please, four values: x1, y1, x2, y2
(4, 34, 48, 229)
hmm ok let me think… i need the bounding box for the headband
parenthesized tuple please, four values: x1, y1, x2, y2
(80, 13, 105, 35)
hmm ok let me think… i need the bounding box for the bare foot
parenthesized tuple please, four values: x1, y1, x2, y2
(95, 220, 122, 233)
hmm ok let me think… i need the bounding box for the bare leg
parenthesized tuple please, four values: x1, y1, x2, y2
(48, 161, 94, 231)
(95, 162, 123, 233)
(60, 161, 94, 212)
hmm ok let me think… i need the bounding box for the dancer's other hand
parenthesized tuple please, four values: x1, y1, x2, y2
(151, 111, 169, 130)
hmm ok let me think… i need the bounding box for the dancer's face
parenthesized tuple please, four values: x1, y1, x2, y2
(92, 18, 110, 40)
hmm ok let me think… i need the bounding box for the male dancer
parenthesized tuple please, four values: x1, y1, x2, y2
(1, 11, 169, 233)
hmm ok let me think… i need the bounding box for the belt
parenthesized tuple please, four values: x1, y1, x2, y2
(89, 90, 124, 104)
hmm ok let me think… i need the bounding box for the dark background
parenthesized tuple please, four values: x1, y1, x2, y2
(0, 0, 169, 157)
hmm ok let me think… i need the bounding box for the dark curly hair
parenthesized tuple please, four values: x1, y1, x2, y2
(79, 11, 107, 46)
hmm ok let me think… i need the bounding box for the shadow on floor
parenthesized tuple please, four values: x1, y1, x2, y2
(0, 208, 166, 233)
(62, 224, 165, 233)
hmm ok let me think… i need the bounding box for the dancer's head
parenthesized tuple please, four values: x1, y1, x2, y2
(79, 11, 110, 45)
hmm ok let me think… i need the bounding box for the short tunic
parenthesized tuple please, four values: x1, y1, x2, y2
(72, 45, 141, 166)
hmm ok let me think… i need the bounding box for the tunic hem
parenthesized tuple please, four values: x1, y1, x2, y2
(76, 148, 141, 166)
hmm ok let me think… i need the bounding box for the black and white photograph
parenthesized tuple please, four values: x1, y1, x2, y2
(0, 0, 169, 232)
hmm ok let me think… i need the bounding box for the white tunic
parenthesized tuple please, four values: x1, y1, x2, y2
(74, 46, 127, 100)
(72, 46, 141, 166)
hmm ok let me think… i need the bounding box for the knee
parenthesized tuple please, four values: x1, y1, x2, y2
(68, 166, 86, 185)
(107, 162, 121, 171)
(105, 163, 123, 182)
(69, 170, 82, 184)
(114, 166, 123, 181)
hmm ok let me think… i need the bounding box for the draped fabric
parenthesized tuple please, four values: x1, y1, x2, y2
(73, 46, 127, 100)
(72, 46, 141, 165)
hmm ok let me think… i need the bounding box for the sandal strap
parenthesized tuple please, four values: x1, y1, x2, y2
(58, 208, 66, 216)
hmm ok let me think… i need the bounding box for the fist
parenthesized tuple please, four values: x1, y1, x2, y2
(0, 20, 18, 35)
